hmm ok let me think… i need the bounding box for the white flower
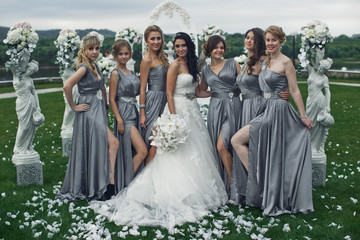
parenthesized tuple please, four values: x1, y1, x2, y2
(198, 24, 225, 41)
(115, 26, 141, 45)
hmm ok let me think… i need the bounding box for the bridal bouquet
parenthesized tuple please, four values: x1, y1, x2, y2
(54, 29, 81, 75)
(3, 22, 39, 79)
(149, 113, 191, 154)
(198, 24, 226, 41)
(115, 27, 141, 45)
(96, 56, 115, 79)
(298, 20, 333, 67)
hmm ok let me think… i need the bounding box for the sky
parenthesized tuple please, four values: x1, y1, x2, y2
(1, 0, 359, 37)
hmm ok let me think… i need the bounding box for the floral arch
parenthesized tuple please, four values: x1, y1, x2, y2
(143, 0, 198, 55)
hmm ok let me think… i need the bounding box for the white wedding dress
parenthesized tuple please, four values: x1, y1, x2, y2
(91, 74, 227, 229)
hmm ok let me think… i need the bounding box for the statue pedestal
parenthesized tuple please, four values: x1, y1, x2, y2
(311, 151, 327, 186)
(61, 129, 73, 157)
(12, 152, 43, 186)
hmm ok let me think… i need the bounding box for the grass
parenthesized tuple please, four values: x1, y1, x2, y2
(0, 85, 359, 239)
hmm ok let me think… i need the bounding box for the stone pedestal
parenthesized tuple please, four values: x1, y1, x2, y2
(311, 152, 327, 186)
(12, 152, 43, 185)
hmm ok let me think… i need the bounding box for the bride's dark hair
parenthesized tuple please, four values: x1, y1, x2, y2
(173, 32, 199, 83)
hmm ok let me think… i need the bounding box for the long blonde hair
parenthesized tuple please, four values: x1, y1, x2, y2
(264, 25, 286, 67)
(143, 25, 169, 67)
(77, 35, 100, 78)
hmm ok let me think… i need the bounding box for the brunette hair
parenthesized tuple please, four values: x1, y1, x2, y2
(112, 39, 132, 59)
(173, 32, 199, 83)
(264, 25, 286, 66)
(143, 25, 169, 67)
(203, 35, 226, 58)
(77, 35, 100, 78)
(245, 28, 266, 75)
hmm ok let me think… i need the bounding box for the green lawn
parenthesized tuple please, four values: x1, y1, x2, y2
(0, 84, 359, 239)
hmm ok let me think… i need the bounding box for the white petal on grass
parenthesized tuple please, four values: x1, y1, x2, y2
(350, 197, 358, 203)
(282, 223, 291, 232)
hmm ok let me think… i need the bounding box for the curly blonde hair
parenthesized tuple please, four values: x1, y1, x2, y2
(264, 25, 286, 67)
(143, 25, 169, 67)
(77, 35, 100, 78)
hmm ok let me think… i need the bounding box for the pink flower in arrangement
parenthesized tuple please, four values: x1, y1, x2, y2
(14, 22, 32, 30)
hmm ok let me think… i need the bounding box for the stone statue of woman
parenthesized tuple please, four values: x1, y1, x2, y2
(305, 47, 334, 185)
(12, 49, 45, 165)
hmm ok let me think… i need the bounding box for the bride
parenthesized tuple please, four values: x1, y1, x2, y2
(91, 32, 227, 229)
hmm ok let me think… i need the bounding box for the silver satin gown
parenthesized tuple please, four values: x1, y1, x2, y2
(230, 71, 265, 205)
(201, 59, 242, 192)
(246, 67, 314, 216)
(112, 69, 141, 194)
(142, 65, 168, 149)
(57, 63, 109, 201)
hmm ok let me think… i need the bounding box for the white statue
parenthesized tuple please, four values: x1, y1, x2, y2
(306, 47, 334, 163)
(11, 49, 45, 164)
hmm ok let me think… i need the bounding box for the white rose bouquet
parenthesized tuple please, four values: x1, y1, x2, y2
(96, 57, 115, 79)
(149, 113, 191, 154)
(3, 22, 39, 80)
(198, 24, 226, 41)
(115, 27, 141, 45)
(298, 20, 333, 68)
(54, 29, 81, 75)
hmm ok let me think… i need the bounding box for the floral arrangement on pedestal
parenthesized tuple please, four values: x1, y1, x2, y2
(149, 113, 191, 154)
(115, 27, 141, 45)
(198, 24, 226, 41)
(96, 57, 115, 80)
(298, 20, 333, 68)
(54, 29, 81, 75)
(3, 22, 39, 80)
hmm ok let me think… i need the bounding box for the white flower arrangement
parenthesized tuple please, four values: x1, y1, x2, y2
(54, 29, 81, 75)
(149, 113, 191, 154)
(298, 20, 333, 68)
(198, 24, 226, 41)
(149, 1, 191, 28)
(87, 31, 104, 46)
(115, 27, 141, 45)
(3, 22, 39, 80)
(234, 54, 247, 68)
(96, 56, 115, 79)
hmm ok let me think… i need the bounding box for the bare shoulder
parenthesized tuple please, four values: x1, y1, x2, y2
(141, 55, 152, 65)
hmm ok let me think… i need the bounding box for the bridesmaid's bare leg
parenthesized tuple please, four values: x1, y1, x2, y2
(217, 132, 233, 187)
(130, 126, 148, 174)
(107, 127, 119, 184)
(231, 125, 250, 171)
(145, 146, 157, 165)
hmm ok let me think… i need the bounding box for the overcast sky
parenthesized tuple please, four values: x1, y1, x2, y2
(1, 0, 359, 37)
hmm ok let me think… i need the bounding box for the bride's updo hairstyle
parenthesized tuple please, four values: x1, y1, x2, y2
(204, 35, 226, 58)
(143, 25, 169, 68)
(112, 39, 132, 60)
(264, 25, 286, 67)
(173, 32, 199, 83)
(77, 34, 101, 79)
(245, 28, 266, 75)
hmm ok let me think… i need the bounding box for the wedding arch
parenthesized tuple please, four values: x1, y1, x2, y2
(143, 0, 198, 56)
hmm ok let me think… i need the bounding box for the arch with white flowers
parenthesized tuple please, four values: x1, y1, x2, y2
(142, 0, 198, 56)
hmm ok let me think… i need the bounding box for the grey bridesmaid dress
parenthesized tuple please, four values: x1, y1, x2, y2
(230, 70, 265, 205)
(202, 59, 242, 191)
(142, 65, 168, 149)
(246, 66, 314, 216)
(112, 69, 141, 194)
(57, 63, 109, 201)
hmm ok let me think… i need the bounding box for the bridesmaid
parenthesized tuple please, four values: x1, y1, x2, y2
(231, 26, 314, 216)
(57, 33, 119, 201)
(200, 35, 242, 191)
(230, 27, 290, 205)
(108, 39, 148, 194)
(139, 25, 169, 163)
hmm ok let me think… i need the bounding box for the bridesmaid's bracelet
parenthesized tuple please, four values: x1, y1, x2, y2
(301, 115, 308, 120)
(139, 104, 145, 109)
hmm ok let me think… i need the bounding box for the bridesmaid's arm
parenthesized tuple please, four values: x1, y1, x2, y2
(109, 70, 124, 134)
(234, 59, 241, 74)
(166, 61, 178, 114)
(195, 73, 211, 98)
(139, 57, 151, 129)
(63, 66, 88, 112)
(285, 59, 312, 130)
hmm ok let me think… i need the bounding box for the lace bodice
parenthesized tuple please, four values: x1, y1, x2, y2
(173, 73, 198, 95)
